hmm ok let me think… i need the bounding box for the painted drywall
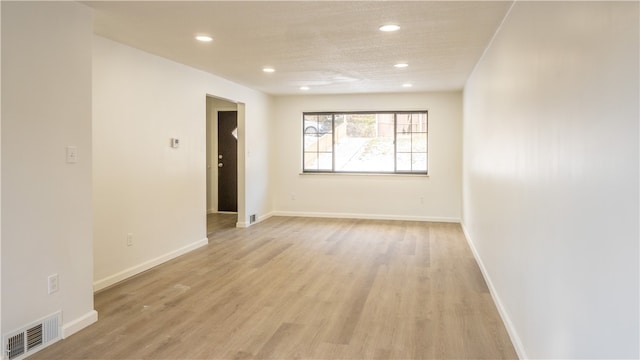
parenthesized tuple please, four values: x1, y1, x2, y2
(206, 97, 238, 214)
(93, 36, 273, 290)
(241, 96, 274, 225)
(1, 1, 96, 337)
(272, 92, 461, 221)
(462, 2, 639, 358)
(0, 0, 4, 341)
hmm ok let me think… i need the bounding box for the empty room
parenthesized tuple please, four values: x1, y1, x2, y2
(1, 1, 638, 359)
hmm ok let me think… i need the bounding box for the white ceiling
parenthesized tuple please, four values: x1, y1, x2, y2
(85, 1, 512, 95)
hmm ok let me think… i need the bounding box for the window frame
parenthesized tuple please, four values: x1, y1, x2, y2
(302, 110, 428, 175)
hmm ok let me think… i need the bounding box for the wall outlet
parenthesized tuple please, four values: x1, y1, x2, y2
(126, 233, 133, 247)
(48, 274, 59, 294)
(290, 193, 296, 200)
(420, 196, 424, 204)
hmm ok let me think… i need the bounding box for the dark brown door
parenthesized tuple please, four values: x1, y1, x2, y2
(217, 111, 238, 212)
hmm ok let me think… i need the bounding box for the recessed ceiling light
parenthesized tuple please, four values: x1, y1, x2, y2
(300, 86, 310, 91)
(394, 63, 409, 68)
(195, 35, 213, 42)
(379, 24, 400, 32)
(263, 67, 275, 73)
(402, 83, 413, 88)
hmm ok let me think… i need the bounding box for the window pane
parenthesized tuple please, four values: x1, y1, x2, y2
(412, 153, 427, 172)
(337, 114, 394, 172)
(397, 114, 410, 132)
(319, 115, 332, 135)
(377, 114, 394, 137)
(304, 114, 333, 171)
(304, 152, 333, 171)
(396, 133, 411, 153)
(346, 114, 375, 137)
(396, 153, 411, 172)
(414, 114, 428, 132)
(318, 152, 332, 171)
(315, 134, 333, 154)
(336, 137, 394, 172)
(304, 152, 318, 171)
(412, 133, 427, 153)
(304, 134, 318, 151)
(303, 114, 320, 136)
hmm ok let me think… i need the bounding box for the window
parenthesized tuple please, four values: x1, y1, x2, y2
(303, 111, 428, 174)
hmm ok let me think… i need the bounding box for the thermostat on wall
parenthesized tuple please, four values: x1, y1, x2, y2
(171, 138, 180, 148)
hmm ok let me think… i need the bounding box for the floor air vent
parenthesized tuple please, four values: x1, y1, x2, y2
(4, 312, 61, 360)
(5, 333, 24, 360)
(26, 324, 43, 350)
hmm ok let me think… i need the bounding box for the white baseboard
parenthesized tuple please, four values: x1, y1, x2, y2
(460, 222, 526, 359)
(258, 212, 274, 223)
(236, 212, 274, 228)
(93, 238, 209, 292)
(62, 310, 98, 339)
(271, 210, 460, 223)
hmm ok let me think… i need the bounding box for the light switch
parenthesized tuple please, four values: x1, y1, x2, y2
(66, 146, 78, 163)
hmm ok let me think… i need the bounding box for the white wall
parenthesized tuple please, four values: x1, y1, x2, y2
(272, 92, 461, 221)
(93, 36, 273, 290)
(1, 1, 96, 337)
(0, 0, 4, 341)
(0, 3, 3, 335)
(243, 98, 273, 225)
(462, 2, 639, 358)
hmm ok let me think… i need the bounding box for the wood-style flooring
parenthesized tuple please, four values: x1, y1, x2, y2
(31, 215, 517, 359)
(207, 212, 238, 235)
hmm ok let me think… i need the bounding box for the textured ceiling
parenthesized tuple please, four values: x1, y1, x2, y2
(86, 1, 512, 95)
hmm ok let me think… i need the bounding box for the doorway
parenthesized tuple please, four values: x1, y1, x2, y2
(217, 111, 238, 212)
(206, 96, 239, 233)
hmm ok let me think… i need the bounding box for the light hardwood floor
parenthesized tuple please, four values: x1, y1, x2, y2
(207, 212, 238, 235)
(31, 216, 517, 359)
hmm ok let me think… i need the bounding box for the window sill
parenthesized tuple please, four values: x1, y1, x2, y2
(299, 172, 429, 178)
